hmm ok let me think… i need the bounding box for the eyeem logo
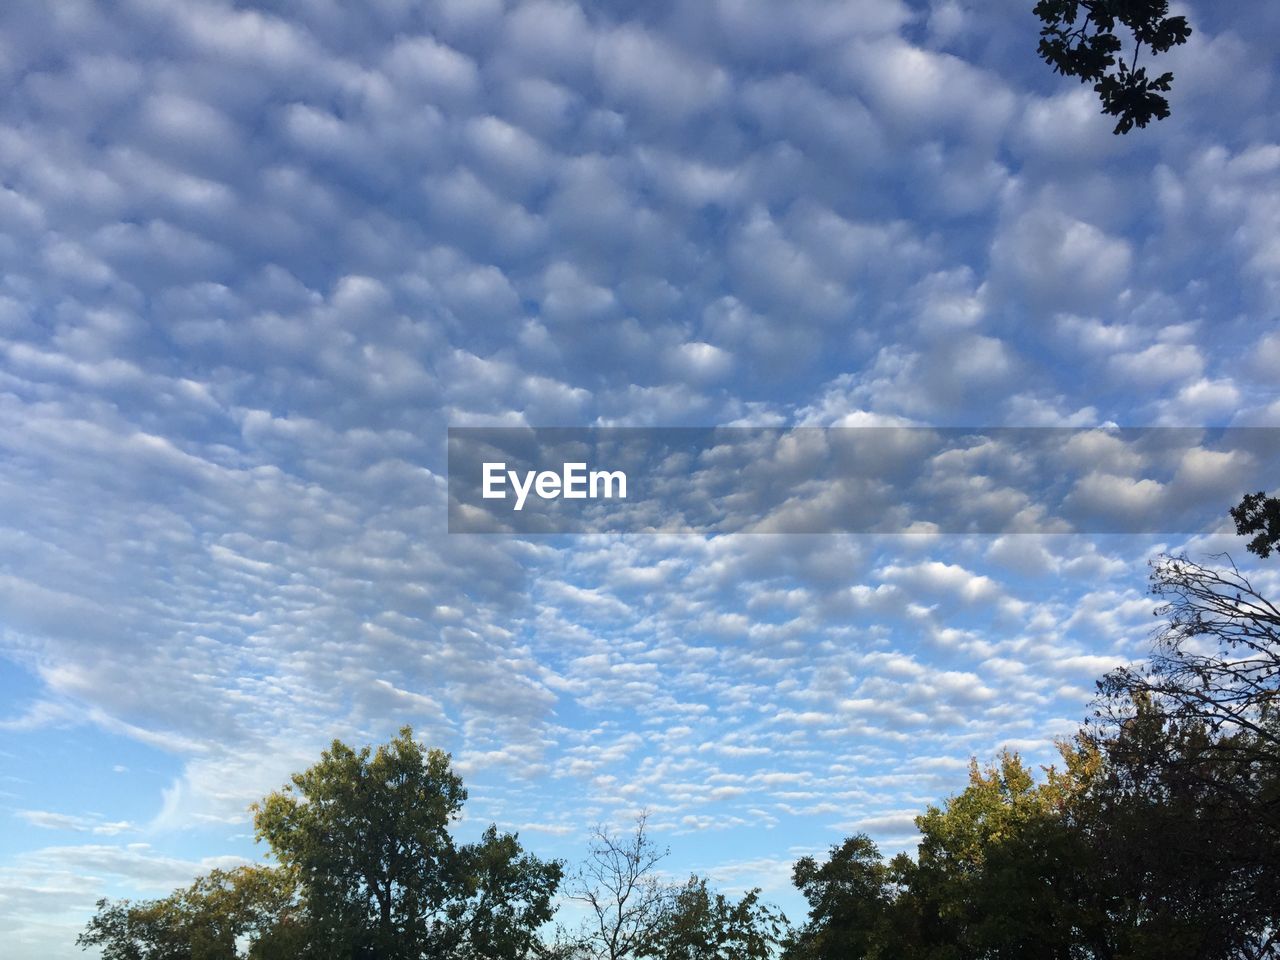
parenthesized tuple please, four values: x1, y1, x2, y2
(482, 462, 627, 511)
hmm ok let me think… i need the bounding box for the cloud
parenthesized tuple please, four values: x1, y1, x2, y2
(991, 205, 1132, 315)
(15, 811, 135, 836)
(0, 0, 1276, 954)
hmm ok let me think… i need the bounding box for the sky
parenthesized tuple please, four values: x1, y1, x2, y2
(0, 0, 1278, 955)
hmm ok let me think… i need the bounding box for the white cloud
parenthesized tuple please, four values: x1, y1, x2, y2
(0, 0, 1274, 954)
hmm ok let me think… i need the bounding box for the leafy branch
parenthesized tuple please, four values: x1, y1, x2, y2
(1033, 0, 1192, 133)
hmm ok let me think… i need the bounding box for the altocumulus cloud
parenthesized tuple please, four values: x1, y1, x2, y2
(0, 0, 1277, 956)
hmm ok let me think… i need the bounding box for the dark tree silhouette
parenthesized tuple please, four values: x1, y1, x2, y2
(1231, 491, 1280, 559)
(1033, 0, 1192, 133)
(1099, 556, 1280, 748)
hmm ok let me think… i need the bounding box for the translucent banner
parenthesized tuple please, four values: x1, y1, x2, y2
(447, 427, 1279, 535)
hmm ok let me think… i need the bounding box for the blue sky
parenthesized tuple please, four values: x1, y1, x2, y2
(1, 0, 1278, 955)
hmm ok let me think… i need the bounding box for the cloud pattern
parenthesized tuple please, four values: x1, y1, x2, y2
(0, 0, 1277, 954)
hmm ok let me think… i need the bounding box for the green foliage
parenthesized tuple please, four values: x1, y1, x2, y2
(784, 835, 892, 960)
(559, 815, 788, 960)
(1091, 549, 1280, 956)
(1033, 0, 1192, 133)
(251, 726, 562, 959)
(777, 539, 1280, 959)
(1082, 695, 1280, 958)
(77, 865, 301, 960)
(462, 825, 567, 960)
(648, 877, 787, 960)
(81, 728, 562, 960)
(787, 720, 1280, 959)
(78, 510, 1280, 960)
(881, 746, 1166, 959)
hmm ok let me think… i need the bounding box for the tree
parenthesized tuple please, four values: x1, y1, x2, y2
(463, 825, 569, 960)
(81, 728, 564, 960)
(1093, 551, 1280, 956)
(1033, 0, 1192, 133)
(904, 751, 1090, 959)
(783, 836, 893, 960)
(251, 726, 563, 959)
(559, 815, 787, 960)
(649, 876, 787, 960)
(565, 814, 673, 960)
(1079, 695, 1280, 959)
(1097, 554, 1280, 805)
(77, 865, 302, 960)
(784, 731, 1278, 959)
(778, 759, 1097, 960)
(1231, 491, 1280, 559)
